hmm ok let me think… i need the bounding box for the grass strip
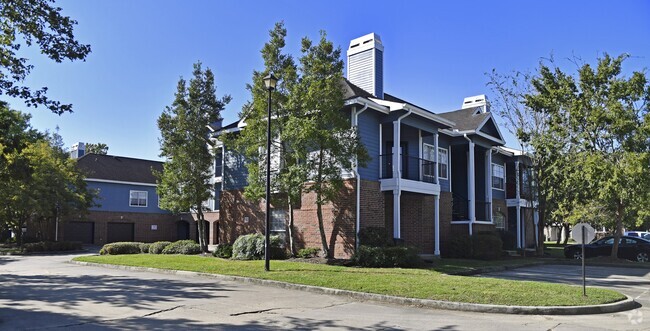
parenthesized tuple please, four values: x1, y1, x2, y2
(75, 254, 625, 307)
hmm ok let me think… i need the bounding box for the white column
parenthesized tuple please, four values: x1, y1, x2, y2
(487, 150, 492, 222)
(393, 190, 401, 238)
(418, 130, 423, 181)
(434, 133, 439, 184)
(468, 141, 476, 234)
(434, 195, 440, 256)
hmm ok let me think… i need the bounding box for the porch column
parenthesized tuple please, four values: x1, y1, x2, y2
(468, 140, 475, 235)
(393, 121, 401, 239)
(515, 161, 521, 248)
(434, 133, 439, 184)
(434, 194, 440, 256)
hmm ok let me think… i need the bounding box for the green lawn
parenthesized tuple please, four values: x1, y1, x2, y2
(74, 254, 625, 307)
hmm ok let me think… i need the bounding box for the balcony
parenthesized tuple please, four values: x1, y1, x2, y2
(380, 154, 437, 184)
(452, 195, 492, 222)
(379, 153, 439, 194)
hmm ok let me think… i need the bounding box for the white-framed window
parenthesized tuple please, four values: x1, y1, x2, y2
(129, 190, 148, 207)
(438, 147, 449, 179)
(271, 209, 286, 232)
(494, 212, 506, 229)
(492, 163, 505, 190)
(422, 143, 436, 178)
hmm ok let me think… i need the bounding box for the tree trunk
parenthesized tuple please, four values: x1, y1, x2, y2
(611, 200, 624, 259)
(316, 193, 329, 258)
(562, 222, 570, 245)
(196, 209, 207, 253)
(536, 203, 545, 255)
(287, 196, 295, 257)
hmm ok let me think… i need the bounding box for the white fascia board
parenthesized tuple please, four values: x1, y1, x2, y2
(439, 128, 505, 145)
(344, 97, 390, 113)
(494, 146, 515, 157)
(85, 178, 158, 187)
(476, 131, 505, 145)
(368, 98, 456, 128)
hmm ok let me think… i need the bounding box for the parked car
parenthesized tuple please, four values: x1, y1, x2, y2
(625, 231, 650, 239)
(564, 236, 650, 262)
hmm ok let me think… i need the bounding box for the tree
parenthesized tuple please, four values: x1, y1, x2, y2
(0, 0, 91, 115)
(157, 62, 230, 252)
(524, 54, 650, 258)
(285, 31, 369, 257)
(0, 103, 94, 243)
(85, 142, 109, 155)
(226, 22, 301, 255)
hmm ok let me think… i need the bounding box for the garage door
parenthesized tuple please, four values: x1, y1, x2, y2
(107, 222, 134, 243)
(63, 222, 94, 244)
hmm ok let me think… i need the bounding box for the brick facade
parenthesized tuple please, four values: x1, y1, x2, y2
(60, 211, 196, 246)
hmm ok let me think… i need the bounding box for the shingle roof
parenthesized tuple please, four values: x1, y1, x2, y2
(341, 78, 374, 100)
(437, 107, 488, 131)
(77, 154, 163, 184)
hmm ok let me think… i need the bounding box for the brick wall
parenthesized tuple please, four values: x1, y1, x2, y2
(439, 191, 453, 254)
(359, 180, 384, 229)
(382, 191, 438, 255)
(61, 211, 196, 246)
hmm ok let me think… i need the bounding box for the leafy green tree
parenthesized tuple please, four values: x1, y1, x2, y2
(226, 22, 301, 255)
(85, 142, 109, 155)
(0, 103, 94, 243)
(0, 0, 91, 114)
(525, 54, 650, 258)
(157, 62, 230, 252)
(285, 31, 369, 257)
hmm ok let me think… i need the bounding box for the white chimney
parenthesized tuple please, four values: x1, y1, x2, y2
(347, 33, 384, 98)
(461, 94, 489, 113)
(70, 142, 85, 159)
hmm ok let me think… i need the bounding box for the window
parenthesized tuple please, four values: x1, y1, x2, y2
(129, 190, 148, 207)
(271, 209, 286, 232)
(438, 147, 448, 179)
(494, 212, 505, 229)
(492, 163, 505, 190)
(422, 143, 435, 178)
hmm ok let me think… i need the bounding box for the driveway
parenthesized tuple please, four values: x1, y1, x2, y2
(0, 253, 648, 330)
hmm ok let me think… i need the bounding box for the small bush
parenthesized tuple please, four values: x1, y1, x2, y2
(140, 243, 151, 254)
(471, 232, 503, 260)
(446, 235, 473, 258)
(297, 247, 320, 259)
(162, 240, 201, 255)
(99, 242, 143, 255)
(499, 230, 517, 250)
(23, 241, 83, 253)
(149, 241, 172, 254)
(358, 227, 393, 247)
(352, 245, 422, 268)
(232, 233, 285, 260)
(213, 243, 233, 259)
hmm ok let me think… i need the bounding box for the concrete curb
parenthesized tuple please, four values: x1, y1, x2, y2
(69, 260, 638, 315)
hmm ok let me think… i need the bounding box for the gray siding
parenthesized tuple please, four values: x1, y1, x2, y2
(223, 149, 248, 190)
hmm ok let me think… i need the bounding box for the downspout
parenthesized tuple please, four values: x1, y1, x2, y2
(352, 103, 369, 249)
(393, 108, 412, 240)
(462, 134, 474, 236)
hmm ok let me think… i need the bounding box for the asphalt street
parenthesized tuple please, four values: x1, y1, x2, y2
(0, 251, 648, 330)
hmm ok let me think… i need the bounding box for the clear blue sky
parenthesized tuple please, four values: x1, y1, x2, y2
(6, 0, 649, 160)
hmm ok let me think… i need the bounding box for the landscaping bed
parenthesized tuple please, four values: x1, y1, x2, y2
(74, 254, 625, 307)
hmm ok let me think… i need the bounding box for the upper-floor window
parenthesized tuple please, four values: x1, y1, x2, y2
(438, 147, 449, 179)
(422, 143, 435, 178)
(492, 163, 505, 190)
(129, 190, 148, 207)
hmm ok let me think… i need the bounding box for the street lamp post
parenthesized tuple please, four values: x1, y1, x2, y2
(263, 73, 278, 272)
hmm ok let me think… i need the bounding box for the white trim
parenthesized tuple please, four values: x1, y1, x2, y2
(378, 123, 382, 177)
(380, 178, 441, 195)
(86, 178, 157, 187)
(439, 128, 506, 145)
(344, 97, 390, 114)
(476, 113, 507, 143)
(434, 195, 440, 256)
(129, 190, 148, 207)
(418, 130, 423, 181)
(434, 133, 439, 184)
(368, 97, 455, 128)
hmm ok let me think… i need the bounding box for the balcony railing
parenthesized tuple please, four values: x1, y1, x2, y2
(506, 179, 534, 200)
(452, 193, 468, 222)
(475, 201, 491, 222)
(380, 154, 437, 184)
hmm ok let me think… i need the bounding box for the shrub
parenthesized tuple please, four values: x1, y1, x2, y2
(471, 232, 503, 260)
(213, 243, 233, 259)
(499, 230, 517, 250)
(296, 247, 320, 259)
(232, 233, 285, 260)
(99, 242, 143, 255)
(140, 243, 151, 254)
(446, 235, 473, 258)
(162, 240, 201, 255)
(22, 241, 83, 253)
(352, 245, 422, 268)
(149, 241, 172, 254)
(358, 227, 393, 247)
